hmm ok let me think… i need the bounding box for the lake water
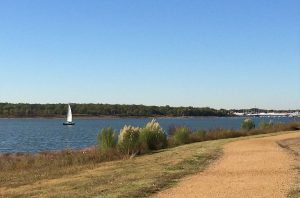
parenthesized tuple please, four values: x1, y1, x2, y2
(0, 117, 299, 153)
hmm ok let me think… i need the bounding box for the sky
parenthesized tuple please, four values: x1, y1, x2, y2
(0, 0, 299, 110)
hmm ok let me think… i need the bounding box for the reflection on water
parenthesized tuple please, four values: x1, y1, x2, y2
(0, 117, 299, 153)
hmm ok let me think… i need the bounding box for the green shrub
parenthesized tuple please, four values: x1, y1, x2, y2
(97, 127, 117, 151)
(259, 120, 274, 129)
(140, 119, 167, 151)
(118, 125, 141, 155)
(172, 126, 191, 145)
(241, 118, 255, 130)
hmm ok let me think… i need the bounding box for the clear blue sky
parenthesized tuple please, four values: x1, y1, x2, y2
(0, 0, 299, 109)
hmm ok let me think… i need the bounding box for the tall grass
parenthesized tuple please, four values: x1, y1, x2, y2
(168, 121, 300, 146)
(241, 118, 255, 130)
(97, 127, 117, 151)
(139, 119, 167, 151)
(0, 147, 123, 172)
(171, 126, 192, 145)
(259, 120, 274, 129)
(118, 125, 141, 155)
(189, 129, 207, 142)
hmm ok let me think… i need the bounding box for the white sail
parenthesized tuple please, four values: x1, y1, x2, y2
(67, 105, 72, 122)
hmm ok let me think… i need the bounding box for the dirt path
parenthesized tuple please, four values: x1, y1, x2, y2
(154, 132, 300, 198)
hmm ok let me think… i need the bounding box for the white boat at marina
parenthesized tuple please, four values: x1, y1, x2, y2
(233, 111, 300, 117)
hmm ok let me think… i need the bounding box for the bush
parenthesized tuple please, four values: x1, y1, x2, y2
(172, 126, 191, 145)
(241, 118, 255, 130)
(97, 127, 117, 151)
(259, 120, 273, 129)
(140, 119, 167, 151)
(118, 125, 141, 155)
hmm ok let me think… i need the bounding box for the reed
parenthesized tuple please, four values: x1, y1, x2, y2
(139, 119, 167, 151)
(98, 127, 117, 151)
(170, 126, 192, 145)
(118, 125, 141, 155)
(167, 122, 300, 145)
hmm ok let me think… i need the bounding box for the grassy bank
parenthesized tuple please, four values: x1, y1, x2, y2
(0, 138, 227, 197)
(1, 122, 299, 175)
(278, 137, 300, 198)
(0, 131, 299, 198)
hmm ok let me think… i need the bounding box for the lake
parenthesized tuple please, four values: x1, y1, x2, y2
(0, 117, 299, 153)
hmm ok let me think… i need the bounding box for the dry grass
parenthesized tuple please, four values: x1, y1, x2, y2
(0, 121, 299, 198)
(0, 148, 124, 188)
(0, 138, 227, 198)
(1, 130, 298, 198)
(187, 122, 300, 143)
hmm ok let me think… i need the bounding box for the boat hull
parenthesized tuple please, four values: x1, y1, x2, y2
(63, 122, 75, 125)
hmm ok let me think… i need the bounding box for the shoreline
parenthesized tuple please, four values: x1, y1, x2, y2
(1, 119, 299, 155)
(0, 115, 232, 119)
(0, 145, 97, 156)
(1, 115, 298, 119)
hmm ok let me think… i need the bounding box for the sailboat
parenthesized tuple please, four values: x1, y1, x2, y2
(63, 104, 75, 125)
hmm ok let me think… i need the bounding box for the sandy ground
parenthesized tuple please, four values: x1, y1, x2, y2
(154, 132, 300, 198)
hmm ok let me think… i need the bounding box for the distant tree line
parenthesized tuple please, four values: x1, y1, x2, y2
(0, 103, 231, 117)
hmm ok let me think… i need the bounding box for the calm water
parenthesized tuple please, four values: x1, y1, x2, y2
(0, 117, 299, 153)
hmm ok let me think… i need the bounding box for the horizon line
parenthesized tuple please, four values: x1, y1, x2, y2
(1, 101, 299, 111)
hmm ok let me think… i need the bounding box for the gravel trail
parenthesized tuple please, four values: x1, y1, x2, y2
(155, 132, 300, 198)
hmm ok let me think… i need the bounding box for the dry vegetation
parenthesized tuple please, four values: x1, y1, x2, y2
(169, 122, 300, 145)
(0, 122, 299, 197)
(0, 138, 227, 197)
